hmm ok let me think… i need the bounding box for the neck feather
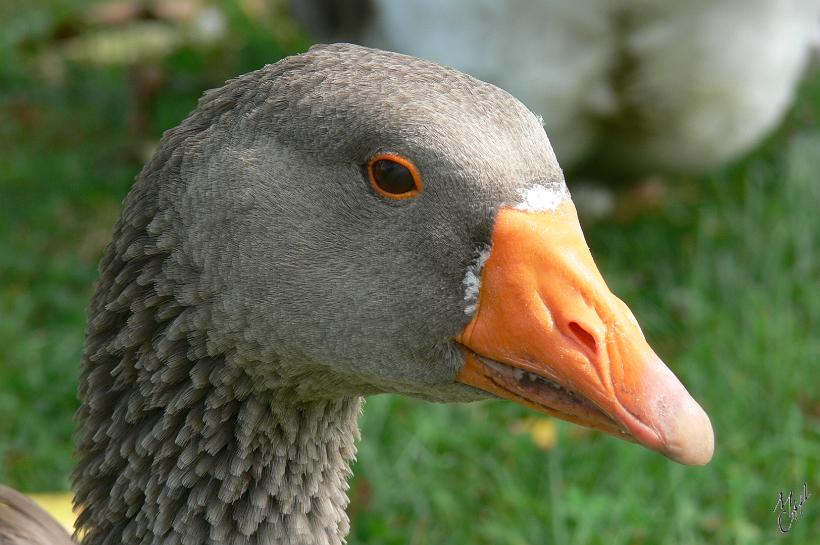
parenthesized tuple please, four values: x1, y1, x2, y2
(73, 177, 361, 545)
(74, 341, 361, 545)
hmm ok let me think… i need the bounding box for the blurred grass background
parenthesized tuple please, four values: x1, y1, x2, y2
(0, 1, 818, 544)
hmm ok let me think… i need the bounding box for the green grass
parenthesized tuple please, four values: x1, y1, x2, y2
(1, 4, 818, 544)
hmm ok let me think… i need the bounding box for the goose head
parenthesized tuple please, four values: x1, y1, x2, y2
(123, 43, 713, 465)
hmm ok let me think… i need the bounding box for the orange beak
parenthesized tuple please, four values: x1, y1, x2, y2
(457, 200, 714, 465)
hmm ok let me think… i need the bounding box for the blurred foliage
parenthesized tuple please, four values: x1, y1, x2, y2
(0, 2, 818, 545)
(0, 0, 309, 492)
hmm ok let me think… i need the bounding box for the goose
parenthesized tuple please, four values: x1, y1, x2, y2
(291, 0, 820, 174)
(0, 44, 713, 545)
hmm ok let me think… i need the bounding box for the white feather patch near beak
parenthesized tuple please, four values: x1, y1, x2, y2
(463, 245, 491, 316)
(514, 184, 569, 213)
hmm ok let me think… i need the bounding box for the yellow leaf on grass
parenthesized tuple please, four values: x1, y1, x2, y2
(512, 417, 558, 451)
(27, 491, 76, 533)
(528, 418, 557, 451)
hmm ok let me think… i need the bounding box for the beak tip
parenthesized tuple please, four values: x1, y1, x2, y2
(661, 399, 715, 466)
(625, 356, 715, 466)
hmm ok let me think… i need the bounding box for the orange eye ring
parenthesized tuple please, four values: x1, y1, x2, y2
(367, 152, 424, 199)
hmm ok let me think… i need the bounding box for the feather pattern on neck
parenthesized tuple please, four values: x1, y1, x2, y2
(72, 121, 362, 545)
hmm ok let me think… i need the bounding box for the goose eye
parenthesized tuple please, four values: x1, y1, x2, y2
(368, 153, 423, 199)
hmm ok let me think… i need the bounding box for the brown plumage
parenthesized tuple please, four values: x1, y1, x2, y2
(0, 485, 74, 545)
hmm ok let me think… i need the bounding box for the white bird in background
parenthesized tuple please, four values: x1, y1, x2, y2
(292, 0, 820, 176)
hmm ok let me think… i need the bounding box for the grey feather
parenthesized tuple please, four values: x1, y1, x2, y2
(13, 44, 567, 545)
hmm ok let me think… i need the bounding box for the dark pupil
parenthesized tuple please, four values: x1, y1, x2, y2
(372, 159, 416, 194)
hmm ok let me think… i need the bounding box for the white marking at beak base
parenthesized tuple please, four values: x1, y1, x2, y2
(513, 184, 569, 213)
(463, 245, 491, 316)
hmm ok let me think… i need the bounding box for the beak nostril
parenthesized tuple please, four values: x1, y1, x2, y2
(568, 321, 598, 356)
